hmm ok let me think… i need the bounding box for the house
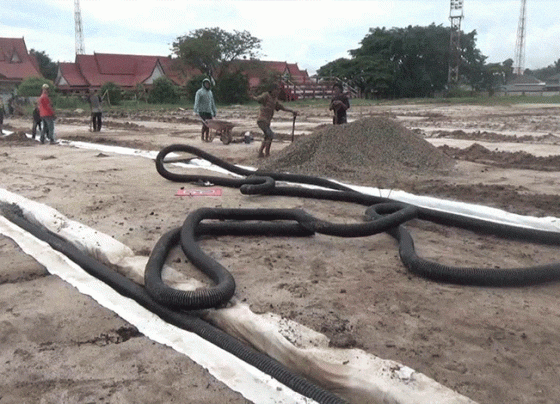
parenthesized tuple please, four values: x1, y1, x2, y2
(500, 75, 546, 96)
(56, 53, 338, 101)
(544, 73, 560, 93)
(0, 37, 42, 100)
(55, 52, 190, 95)
(234, 60, 337, 100)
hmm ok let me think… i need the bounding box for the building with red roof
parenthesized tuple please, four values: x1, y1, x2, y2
(0, 37, 42, 96)
(55, 52, 190, 94)
(230, 59, 330, 100)
(236, 60, 310, 88)
(56, 53, 335, 100)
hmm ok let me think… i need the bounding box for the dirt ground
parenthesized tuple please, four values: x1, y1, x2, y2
(2, 101, 560, 404)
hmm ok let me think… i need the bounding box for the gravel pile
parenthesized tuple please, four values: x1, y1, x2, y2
(258, 116, 455, 187)
(0, 131, 34, 146)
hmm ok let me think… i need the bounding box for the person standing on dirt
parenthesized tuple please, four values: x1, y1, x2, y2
(38, 84, 57, 144)
(193, 78, 217, 142)
(253, 84, 298, 158)
(88, 89, 103, 132)
(31, 101, 42, 140)
(0, 98, 5, 135)
(329, 82, 350, 125)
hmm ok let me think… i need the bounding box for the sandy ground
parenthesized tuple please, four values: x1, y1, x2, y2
(2, 101, 560, 404)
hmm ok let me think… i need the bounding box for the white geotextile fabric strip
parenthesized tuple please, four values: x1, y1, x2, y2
(0, 214, 315, 404)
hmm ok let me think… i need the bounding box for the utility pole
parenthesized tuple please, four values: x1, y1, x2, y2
(448, 0, 464, 86)
(74, 0, 85, 55)
(514, 0, 527, 75)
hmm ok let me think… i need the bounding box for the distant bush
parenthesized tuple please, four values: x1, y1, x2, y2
(148, 77, 180, 104)
(214, 71, 249, 104)
(53, 95, 86, 109)
(100, 82, 123, 105)
(17, 77, 54, 97)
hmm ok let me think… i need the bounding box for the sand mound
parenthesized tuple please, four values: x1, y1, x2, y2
(258, 116, 455, 187)
(0, 131, 34, 146)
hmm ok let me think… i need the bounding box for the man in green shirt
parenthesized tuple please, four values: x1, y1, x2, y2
(193, 78, 217, 142)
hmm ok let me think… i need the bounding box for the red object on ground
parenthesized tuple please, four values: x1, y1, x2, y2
(175, 188, 222, 197)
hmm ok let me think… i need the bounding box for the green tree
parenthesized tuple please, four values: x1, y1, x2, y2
(458, 30, 488, 91)
(318, 57, 393, 98)
(172, 27, 261, 81)
(29, 49, 58, 81)
(476, 59, 515, 95)
(17, 77, 54, 97)
(319, 24, 487, 99)
(354, 25, 452, 98)
(100, 82, 122, 106)
(148, 77, 180, 104)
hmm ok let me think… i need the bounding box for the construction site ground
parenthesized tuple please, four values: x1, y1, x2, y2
(1, 100, 560, 404)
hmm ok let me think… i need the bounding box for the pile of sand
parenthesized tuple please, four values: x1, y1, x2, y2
(258, 116, 455, 187)
(0, 131, 34, 146)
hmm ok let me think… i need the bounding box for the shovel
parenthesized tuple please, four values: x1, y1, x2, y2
(291, 113, 297, 142)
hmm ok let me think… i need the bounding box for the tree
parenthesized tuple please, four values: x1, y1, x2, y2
(480, 62, 509, 95)
(214, 71, 249, 104)
(172, 27, 261, 81)
(148, 77, 180, 104)
(29, 49, 58, 81)
(318, 24, 487, 99)
(458, 30, 488, 91)
(317, 57, 393, 98)
(17, 77, 54, 97)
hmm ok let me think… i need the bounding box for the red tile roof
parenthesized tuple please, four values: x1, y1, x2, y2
(58, 62, 87, 87)
(56, 52, 188, 90)
(56, 53, 309, 93)
(0, 37, 42, 82)
(231, 60, 310, 88)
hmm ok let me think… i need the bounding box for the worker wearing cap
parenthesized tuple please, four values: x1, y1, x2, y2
(193, 78, 217, 142)
(38, 83, 57, 144)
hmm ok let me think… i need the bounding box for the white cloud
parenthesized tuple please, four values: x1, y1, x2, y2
(2, 0, 559, 74)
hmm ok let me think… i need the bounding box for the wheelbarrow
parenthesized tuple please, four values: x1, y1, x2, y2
(202, 119, 235, 145)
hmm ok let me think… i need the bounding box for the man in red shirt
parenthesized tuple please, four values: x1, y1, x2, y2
(38, 84, 57, 144)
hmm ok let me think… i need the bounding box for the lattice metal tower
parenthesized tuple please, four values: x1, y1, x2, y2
(74, 0, 85, 55)
(448, 0, 464, 84)
(514, 0, 527, 75)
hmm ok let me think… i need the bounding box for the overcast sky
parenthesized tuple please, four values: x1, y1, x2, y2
(2, 0, 559, 75)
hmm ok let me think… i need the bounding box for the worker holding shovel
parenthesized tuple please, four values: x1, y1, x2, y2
(253, 84, 298, 158)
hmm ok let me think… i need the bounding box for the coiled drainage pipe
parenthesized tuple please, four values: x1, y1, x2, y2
(145, 205, 416, 310)
(155, 144, 560, 287)
(0, 204, 347, 404)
